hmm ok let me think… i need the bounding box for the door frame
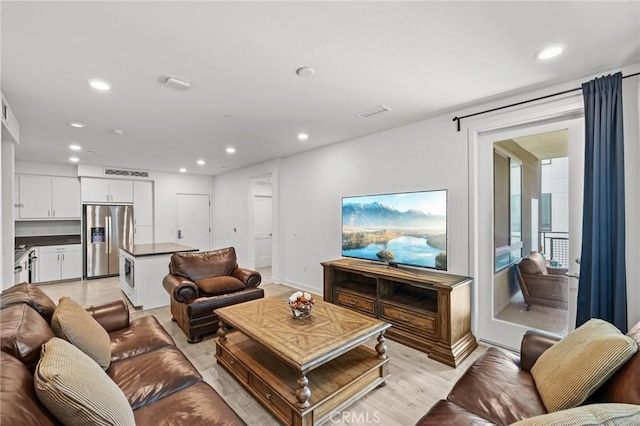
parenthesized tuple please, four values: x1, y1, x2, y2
(468, 100, 585, 350)
(174, 192, 211, 251)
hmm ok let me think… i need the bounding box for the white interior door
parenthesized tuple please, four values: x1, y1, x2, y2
(474, 116, 584, 350)
(176, 193, 211, 252)
(253, 195, 272, 268)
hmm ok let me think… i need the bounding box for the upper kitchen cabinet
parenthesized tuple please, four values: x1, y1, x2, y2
(18, 175, 81, 219)
(81, 177, 133, 203)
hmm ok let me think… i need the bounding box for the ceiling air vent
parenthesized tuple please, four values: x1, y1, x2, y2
(354, 104, 391, 119)
(104, 168, 149, 178)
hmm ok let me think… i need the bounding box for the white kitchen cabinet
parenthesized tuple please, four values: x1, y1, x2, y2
(134, 225, 153, 244)
(81, 178, 133, 203)
(133, 181, 153, 244)
(52, 178, 82, 217)
(133, 181, 153, 226)
(14, 255, 29, 284)
(36, 244, 82, 282)
(18, 175, 80, 219)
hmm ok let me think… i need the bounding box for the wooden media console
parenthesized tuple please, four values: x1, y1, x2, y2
(322, 259, 477, 367)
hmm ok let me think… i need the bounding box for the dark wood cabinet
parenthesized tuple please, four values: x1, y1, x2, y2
(322, 259, 477, 367)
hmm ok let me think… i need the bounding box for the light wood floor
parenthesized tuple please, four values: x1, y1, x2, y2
(37, 271, 486, 425)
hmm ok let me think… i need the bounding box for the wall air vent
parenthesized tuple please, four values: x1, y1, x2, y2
(354, 104, 391, 119)
(104, 168, 149, 178)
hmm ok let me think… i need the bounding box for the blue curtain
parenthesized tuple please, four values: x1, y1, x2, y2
(576, 72, 627, 333)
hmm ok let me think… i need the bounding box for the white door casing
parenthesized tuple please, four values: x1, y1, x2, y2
(472, 112, 584, 350)
(176, 193, 211, 252)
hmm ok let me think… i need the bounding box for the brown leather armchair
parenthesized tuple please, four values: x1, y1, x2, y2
(516, 251, 569, 311)
(162, 247, 264, 343)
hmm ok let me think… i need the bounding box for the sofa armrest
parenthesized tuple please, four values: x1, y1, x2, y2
(232, 267, 262, 288)
(520, 329, 562, 371)
(163, 273, 199, 303)
(86, 300, 130, 333)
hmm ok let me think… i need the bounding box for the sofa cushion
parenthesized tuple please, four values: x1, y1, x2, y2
(511, 403, 640, 426)
(170, 247, 238, 281)
(195, 276, 245, 295)
(107, 346, 202, 410)
(593, 321, 640, 404)
(133, 382, 246, 426)
(447, 347, 548, 424)
(0, 351, 58, 426)
(519, 252, 547, 275)
(0, 304, 55, 371)
(415, 400, 495, 426)
(531, 318, 638, 412)
(109, 315, 175, 362)
(34, 338, 135, 426)
(1, 282, 57, 322)
(51, 297, 112, 370)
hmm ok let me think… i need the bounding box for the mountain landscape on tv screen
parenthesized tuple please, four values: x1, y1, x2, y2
(342, 201, 447, 269)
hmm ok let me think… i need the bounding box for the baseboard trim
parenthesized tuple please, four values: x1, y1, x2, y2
(280, 279, 322, 297)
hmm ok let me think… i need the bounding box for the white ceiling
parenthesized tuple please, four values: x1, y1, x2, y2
(2, 1, 639, 175)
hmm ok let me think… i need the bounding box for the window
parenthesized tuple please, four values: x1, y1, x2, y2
(541, 193, 552, 232)
(494, 151, 523, 272)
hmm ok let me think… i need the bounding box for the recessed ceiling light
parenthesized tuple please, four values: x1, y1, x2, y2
(179, 168, 187, 173)
(296, 67, 315, 78)
(68, 122, 86, 128)
(298, 133, 309, 141)
(197, 160, 205, 165)
(69, 157, 79, 163)
(68, 144, 82, 151)
(88, 79, 111, 91)
(536, 44, 565, 60)
(226, 147, 236, 154)
(112, 129, 125, 136)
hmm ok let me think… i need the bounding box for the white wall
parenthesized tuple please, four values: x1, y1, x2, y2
(211, 159, 280, 277)
(541, 157, 569, 233)
(151, 171, 214, 245)
(212, 65, 640, 330)
(16, 161, 77, 177)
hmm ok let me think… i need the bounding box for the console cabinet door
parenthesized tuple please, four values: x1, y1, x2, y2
(19, 175, 52, 219)
(51, 177, 81, 218)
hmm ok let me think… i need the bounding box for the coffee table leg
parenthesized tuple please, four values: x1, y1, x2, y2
(295, 375, 311, 409)
(375, 332, 387, 359)
(217, 319, 227, 343)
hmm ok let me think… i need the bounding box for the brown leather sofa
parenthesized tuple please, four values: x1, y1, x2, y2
(163, 247, 264, 343)
(516, 251, 569, 310)
(0, 283, 245, 425)
(416, 321, 640, 425)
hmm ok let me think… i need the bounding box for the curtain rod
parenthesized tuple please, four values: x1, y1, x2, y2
(452, 71, 640, 131)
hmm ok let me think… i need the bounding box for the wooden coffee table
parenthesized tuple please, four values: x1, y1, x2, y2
(214, 296, 391, 426)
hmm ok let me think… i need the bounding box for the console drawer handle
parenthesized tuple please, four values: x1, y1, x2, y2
(229, 360, 235, 365)
(265, 393, 271, 401)
(400, 314, 411, 321)
(348, 299, 357, 305)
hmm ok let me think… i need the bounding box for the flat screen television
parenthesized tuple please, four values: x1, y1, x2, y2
(341, 189, 447, 270)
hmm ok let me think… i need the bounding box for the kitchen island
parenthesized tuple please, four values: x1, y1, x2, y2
(119, 243, 198, 309)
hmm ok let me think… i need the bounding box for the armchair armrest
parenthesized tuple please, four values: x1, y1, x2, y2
(232, 267, 262, 288)
(547, 267, 568, 276)
(86, 300, 129, 333)
(520, 329, 562, 371)
(163, 273, 199, 303)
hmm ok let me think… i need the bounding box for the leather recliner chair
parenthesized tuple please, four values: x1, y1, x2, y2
(162, 247, 264, 343)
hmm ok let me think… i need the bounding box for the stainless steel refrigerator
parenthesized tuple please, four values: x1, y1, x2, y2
(84, 205, 133, 278)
